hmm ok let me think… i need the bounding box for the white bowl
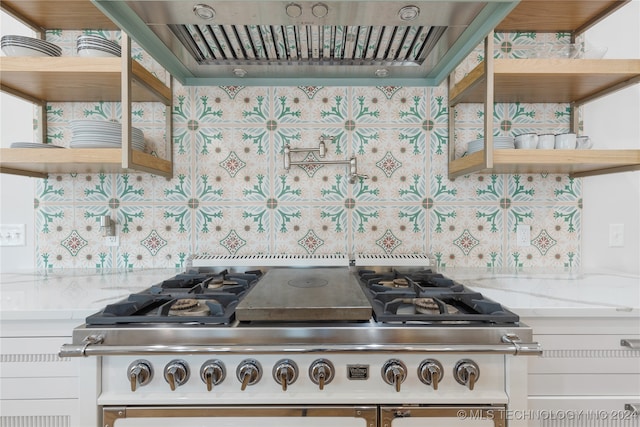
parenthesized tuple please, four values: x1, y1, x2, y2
(555, 133, 577, 150)
(537, 134, 555, 149)
(77, 47, 120, 58)
(1, 44, 52, 57)
(576, 135, 593, 149)
(514, 133, 538, 149)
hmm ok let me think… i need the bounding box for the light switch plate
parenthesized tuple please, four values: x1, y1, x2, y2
(609, 224, 624, 247)
(0, 224, 26, 246)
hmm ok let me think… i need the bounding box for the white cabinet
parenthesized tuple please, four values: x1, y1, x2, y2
(0, 319, 97, 427)
(523, 316, 640, 427)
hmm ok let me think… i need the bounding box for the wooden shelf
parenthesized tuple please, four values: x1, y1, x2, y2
(0, 57, 171, 104)
(0, 0, 117, 30)
(450, 59, 640, 106)
(450, 150, 640, 178)
(496, 0, 629, 33)
(0, 148, 172, 178)
(448, 0, 640, 181)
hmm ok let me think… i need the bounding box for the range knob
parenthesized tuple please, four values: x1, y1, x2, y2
(200, 359, 226, 391)
(273, 359, 298, 391)
(236, 359, 262, 391)
(454, 359, 480, 390)
(309, 358, 335, 390)
(381, 359, 407, 392)
(418, 359, 443, 390)
(164, 359, 190, 391)
(128, 359, 153, 392)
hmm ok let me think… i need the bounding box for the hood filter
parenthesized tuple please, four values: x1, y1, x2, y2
(170, 23, 446, 66)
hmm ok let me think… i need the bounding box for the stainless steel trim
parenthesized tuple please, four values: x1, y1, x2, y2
(104, 405, 378, 426)
(59, 342, 542, 358)
(380, 406, 505, 427)
(621, 339, 640, 349)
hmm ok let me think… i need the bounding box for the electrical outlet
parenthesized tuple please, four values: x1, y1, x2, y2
(609, 224, 624, 247)
(516, 224, 531, 247)
(0, 224, 26, 246)
(105, 235, 119, 247)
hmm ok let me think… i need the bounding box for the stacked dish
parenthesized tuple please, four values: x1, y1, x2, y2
(10, 142, 63, 149)
(77, 35, 121, 57)
(1, 35, 62, 57)
(70, 120, 145, 150)
(467, 136, 515, 154)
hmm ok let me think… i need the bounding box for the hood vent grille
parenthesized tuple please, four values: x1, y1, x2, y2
(170, 24, 447, 66)
(91, 0, 520, 85)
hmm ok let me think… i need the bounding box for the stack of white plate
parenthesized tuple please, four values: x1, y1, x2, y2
(77, 35, 121, 57)
(467, 136, 515, 154)
(70, 120, 145, 150)
(10, 142, 64, 149)
(1, 35, 62, 57)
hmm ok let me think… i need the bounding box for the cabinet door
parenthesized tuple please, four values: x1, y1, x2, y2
(528, 334, 640, 396)
(0, 399, 81, 427)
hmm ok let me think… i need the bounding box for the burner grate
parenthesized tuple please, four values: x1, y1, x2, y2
(85, 269, 262, 325)
(357, 269, 519, 325)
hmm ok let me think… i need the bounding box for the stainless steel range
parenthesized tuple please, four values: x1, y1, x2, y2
(60, 255, 541, 427)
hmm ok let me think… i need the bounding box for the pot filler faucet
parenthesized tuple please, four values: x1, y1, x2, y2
(284, 136, 369, 183)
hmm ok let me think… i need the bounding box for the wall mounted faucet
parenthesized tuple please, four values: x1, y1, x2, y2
(99, 215, 115, 237)
(283, 137, 368, 184)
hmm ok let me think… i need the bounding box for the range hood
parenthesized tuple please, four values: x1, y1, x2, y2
(92, 0, 519, 86)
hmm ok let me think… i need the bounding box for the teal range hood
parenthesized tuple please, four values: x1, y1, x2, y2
(93, 0, 519, 86)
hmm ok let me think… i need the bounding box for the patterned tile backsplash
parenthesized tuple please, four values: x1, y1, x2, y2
(34, 31, 582, 269)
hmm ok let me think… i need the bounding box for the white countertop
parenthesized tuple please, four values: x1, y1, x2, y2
(444, 268, 640, 317)
(0, 268, 179, 320)
(0, 268, 638, 321)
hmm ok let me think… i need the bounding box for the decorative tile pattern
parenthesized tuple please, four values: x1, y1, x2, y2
(32, 30, 584, 269)
(141, 230, 168, 256)
(61, 230, 88, 256)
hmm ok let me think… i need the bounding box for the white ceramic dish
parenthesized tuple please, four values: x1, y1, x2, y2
(1, 44, 55, 57)
(10, 142, 64, 149)
(515, 133, 539, 149)
(576, 135, 593, 149)
(537, 134, 555, 149)
(77, 47, 120, 57)
(1, 35, 61, 57)
(555, 133, 577, 150)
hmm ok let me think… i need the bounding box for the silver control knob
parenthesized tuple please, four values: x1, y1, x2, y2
(454, 359, 480, 390)
(128, 359, 153, 392)
(200, 359, 226, 391)
(164, 359, 190, 391)
(382, 359, 407, 392)
(273, 359, 298, 391)
(236, 359, 262, 391)
(418, 359, 443, 390)
(309, 359, 335, 390)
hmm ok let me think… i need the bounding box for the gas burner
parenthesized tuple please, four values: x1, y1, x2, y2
(357, 268, 519, 325)
(85, 269, 262, 325)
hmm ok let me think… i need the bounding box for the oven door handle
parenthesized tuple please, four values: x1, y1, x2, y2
(59, 341, 542, 358)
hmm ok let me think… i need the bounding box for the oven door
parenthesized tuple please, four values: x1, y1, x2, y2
(104, 406, 377, 427)
(380, 406, 506, 427)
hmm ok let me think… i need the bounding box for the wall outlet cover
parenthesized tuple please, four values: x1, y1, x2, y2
(609, 224, 624, 247)
(516, 224, 531, 247)
(105, 236, 120, 247)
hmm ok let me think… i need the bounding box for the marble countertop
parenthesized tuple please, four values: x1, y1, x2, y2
(0, 268, 638, 321)
(443, 268, 639, 318)
(0, 268, 179, 321)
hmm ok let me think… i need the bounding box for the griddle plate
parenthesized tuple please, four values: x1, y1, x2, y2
(236, 267, 372, 322)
